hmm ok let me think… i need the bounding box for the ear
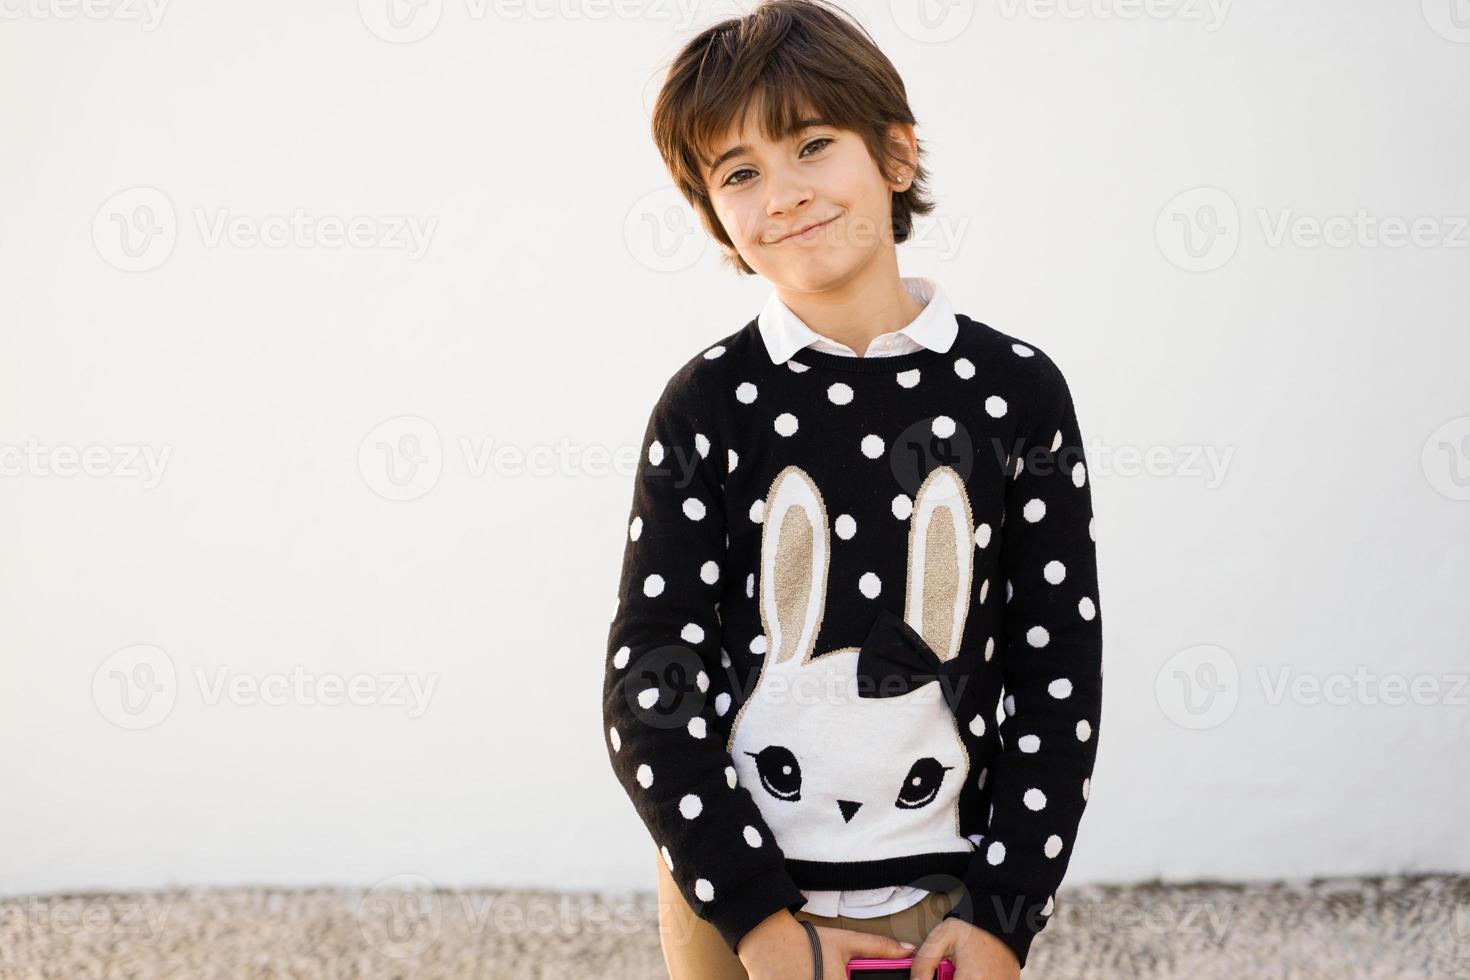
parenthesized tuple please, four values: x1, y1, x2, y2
(758, 465, 829, 667)
(903, 466, 974, 663)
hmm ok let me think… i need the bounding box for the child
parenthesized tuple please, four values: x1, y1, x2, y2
(602, 3, 1103, 977)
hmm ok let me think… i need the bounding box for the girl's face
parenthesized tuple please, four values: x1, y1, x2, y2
(704, 103, 912, 290)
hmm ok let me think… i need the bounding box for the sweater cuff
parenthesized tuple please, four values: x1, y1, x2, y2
(704, 866, 810, 957)
(942, 886, 1049, 971)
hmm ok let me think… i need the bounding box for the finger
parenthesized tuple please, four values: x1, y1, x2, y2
(906, 934, 949, 980)
(843, 928, 918, 963)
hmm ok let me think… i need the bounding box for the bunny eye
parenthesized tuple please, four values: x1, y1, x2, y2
(747, 746, 802, 802)
(895, 757, 952, 810)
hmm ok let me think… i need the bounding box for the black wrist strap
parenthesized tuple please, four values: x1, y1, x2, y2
(800, 919, 823, 979)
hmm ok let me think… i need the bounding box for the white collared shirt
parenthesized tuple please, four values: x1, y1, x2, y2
(756, 275, 958, 365)
(754, 274, 955, 920)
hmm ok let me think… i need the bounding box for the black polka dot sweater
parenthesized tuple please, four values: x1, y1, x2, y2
(601, 312, 1102, 969)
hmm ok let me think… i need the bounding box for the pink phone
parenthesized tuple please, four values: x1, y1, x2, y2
(846, 957, 955, 979)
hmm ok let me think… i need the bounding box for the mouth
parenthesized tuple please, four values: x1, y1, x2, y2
(770, 215, 838, 245)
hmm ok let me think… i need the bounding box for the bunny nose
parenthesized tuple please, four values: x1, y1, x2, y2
(837, 800, 862, 823)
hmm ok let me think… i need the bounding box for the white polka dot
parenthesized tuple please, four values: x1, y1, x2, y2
(636, 764, 653, 788)
(1012, 343, 1034, 357)
(1082, 778, 1091, 801)
(954, 357, 975, 379)
(1044, 560, 1066, 584)
(694, 878, 715, 902)
(612, 646, 630, 669)
(858, 572, 882, 599)
(1079, 597, 1096, 620)
(1018, 734, 1041, 753)
(861, 434, 885, 458)
(683, 498, 706, 521)
(931, 415, 956, 439)
(694, 433, 710, 458)
(1003, 694, 1015, 716)
(644, 574, 665, 597)
(969, 714, 985, 737)
(1042, 895, 1055, 916)
(774, 413, 799, 437)
(1048, 678, 1073, 699)
(744, 825, 762, 847)
(661, 846, 674, 872)
(648, 440, 664, 466)
(897, 368, 921, 388)
(736, 382, 757, 404)
(985, 395, 1007, 418)
(1023, 498, 1046, 522)
(725, 766, 737, 788)
(637, 687, 659, 709)
(977, 767, 988, 789)
(694, 670, 709, 692)
(1073, 462, 1087, 488)
(828, 382, 853, 405)
(787, 361, 809, 373)
(715, 692, 731, 715)
(608, 727, 620, 752)
(703, 345, 725, 359)
(701, 561, 720, 584)
(1027, 626, 1050, 648)
(891, 494, 913, 519)
(1023, 788, 1047, 811)
(984, 637, 994, 661)
(1006, 580, 1013, 602)
(986, 841, 1006, 865)
(750, 634, 767, 655)
(979, 579, 990, 604)
(749, 499, 764, 523)
(1076, 719, 1092, 742)
(679, 794, 703, 819)
(681, 623, 704, 644)
(629, 517, 642, 541)
(746, 573, 754, 598)
(1089, 516, 1095, 541)
(967, 833, 984, 847)
(687, 717, 707, 739)
(834, 514, 856, 539)
(1051, 430, 1062, 452)
(974, 523, 991, 549)
(728, 448, 739, 473)
(1044, 835, 1064, 858)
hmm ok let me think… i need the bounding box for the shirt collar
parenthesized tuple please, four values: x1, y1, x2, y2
(756, 276, 958, 365)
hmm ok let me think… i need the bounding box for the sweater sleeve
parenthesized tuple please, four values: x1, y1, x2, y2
(601, 368, 808, 956)
(943, 351, 1103, 970)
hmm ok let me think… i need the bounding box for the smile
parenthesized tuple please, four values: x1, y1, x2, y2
(772, 215, 837, 245)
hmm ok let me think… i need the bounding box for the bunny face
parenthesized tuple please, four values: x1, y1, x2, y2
(726, 464, 977, 865)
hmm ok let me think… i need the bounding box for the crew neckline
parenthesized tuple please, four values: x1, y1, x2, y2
(786, 342, 947, 373)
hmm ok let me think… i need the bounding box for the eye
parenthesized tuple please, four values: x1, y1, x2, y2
(895, 757, 952, 810)
(720, 137, 834, 187)
(747, 746, 802, 801)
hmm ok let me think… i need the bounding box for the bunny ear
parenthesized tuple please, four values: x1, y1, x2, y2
(904, 466, 974, 663)
(759, 465, 829, 667)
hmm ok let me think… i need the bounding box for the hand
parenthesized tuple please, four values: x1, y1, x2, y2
(737, 909, 920, 980)
(909, 918, 1020, 980)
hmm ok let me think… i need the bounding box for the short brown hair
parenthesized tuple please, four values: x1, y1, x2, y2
(651, 0, 935, 276)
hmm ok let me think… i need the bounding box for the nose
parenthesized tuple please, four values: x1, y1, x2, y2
(837, 800, 862, 823)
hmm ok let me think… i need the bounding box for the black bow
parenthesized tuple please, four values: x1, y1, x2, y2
(855, 606, 971, 713)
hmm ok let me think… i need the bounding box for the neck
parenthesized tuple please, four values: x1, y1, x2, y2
(774, 256, 925, 356)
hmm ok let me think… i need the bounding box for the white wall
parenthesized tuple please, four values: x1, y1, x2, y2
(2, 0, 1467, 898)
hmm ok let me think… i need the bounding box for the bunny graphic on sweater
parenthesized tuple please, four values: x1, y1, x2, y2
(726, 462, 979, 870)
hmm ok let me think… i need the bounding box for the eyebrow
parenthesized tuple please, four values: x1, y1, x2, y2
(706, 117, 832, 178)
